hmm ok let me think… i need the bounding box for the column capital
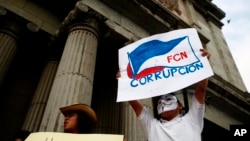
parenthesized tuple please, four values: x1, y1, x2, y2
(0, 17, 23, 42)
(56, 1, 106, 38)
(67, 18, 100, 39)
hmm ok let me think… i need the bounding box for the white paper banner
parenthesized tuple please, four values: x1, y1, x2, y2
(117, 28, 214, 102)
(25, 132, 124, 141)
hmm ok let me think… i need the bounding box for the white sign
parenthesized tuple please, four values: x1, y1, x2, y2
(25, 132, 124, 141)
(117, 28, 214, 102)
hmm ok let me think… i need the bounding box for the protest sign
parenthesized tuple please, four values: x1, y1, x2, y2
(117, 28, 214, 102)
(25, 132, 124, 141)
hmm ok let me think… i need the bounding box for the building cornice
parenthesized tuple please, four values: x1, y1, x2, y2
(192, 0, 225, 28)
(208, 74, 250, 117)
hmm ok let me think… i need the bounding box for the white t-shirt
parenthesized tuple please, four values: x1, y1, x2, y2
(138, 96, 205, 141)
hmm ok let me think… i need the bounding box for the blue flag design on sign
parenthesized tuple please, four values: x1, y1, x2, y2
(127, 36, 191, 79)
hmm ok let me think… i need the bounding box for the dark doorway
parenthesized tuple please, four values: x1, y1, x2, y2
(202, 119, 230, 140)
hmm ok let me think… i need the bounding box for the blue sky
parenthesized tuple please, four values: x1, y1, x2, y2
(213, 0, 250, 92)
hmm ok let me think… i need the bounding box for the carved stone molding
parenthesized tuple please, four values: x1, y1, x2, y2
(67, 18, 100, 40)
(56, 1, 106, 38)
(156, 0, 182, 15)
(0, 19, 23, 42)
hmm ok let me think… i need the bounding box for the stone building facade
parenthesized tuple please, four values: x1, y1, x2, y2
(0, 0, 249, 140)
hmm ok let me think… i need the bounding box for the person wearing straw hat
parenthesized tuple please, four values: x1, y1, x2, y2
(60, 103, 129, 141)
(60, 103, 97, 134)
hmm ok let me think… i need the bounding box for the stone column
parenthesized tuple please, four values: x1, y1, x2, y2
(22, 59, 58, 132)
(93, 89, 122, 134)
(0, 21, 20, 87)
(39, 17, 100, 132)
(122, 99, 153, 141)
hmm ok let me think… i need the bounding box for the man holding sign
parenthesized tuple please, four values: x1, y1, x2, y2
(116, 49, 210, 141)
(116, 28, 213, 141)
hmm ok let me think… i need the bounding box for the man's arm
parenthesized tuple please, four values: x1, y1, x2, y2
(194, 49, 211, 104)
(194, 78, 208, 104)
(128, 100, 144, 117)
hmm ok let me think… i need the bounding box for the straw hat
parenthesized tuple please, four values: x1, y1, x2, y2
(60, 103, 97, 123)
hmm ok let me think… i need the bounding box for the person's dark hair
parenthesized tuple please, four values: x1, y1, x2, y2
(14, 130, 30, 140)
(76, 111, 97, 133)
